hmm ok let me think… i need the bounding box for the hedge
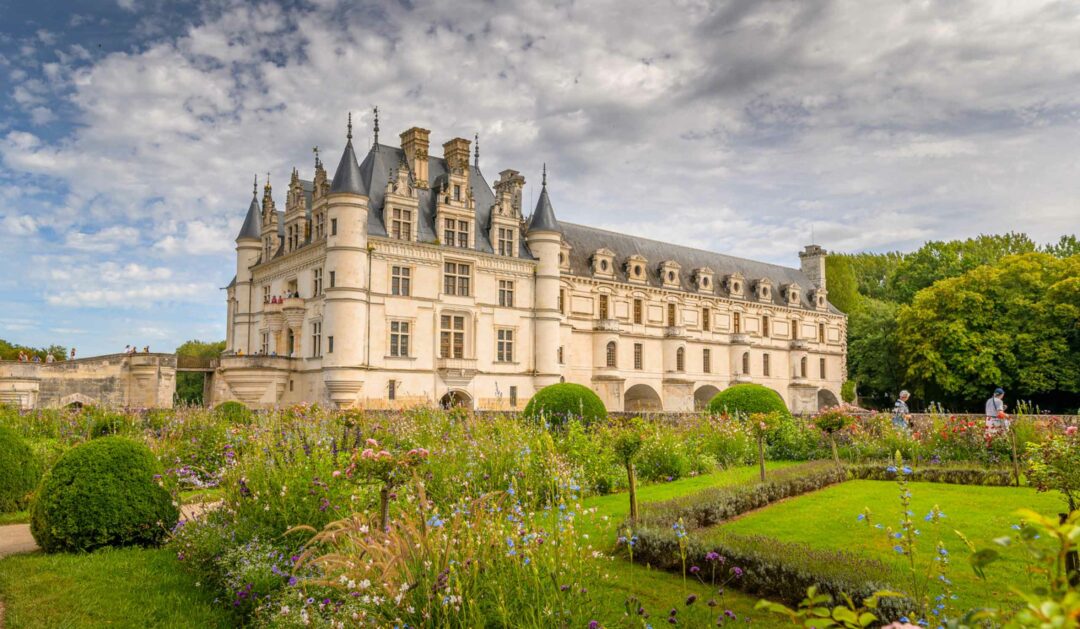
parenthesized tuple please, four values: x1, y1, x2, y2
(636, 460, 846, 530)
(0, 425, 40, 512)
(30, 437, 178, 552)
(215, 400, 252, 424)
(522, 383, 607, 427)
(631, 527, 914, 620)
(707, 383, 789, 417)
(847, 463, 1015, 486)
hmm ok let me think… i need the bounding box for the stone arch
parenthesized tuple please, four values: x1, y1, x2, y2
(624, 383, 662, 412)
(694, 385, 721, 410)
(58, 392, 97, 409)
(817, 388, 840, 409)
(440, 389, 472, 409)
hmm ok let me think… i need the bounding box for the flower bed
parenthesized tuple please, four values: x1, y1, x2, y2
(847, 463, 1015, 486)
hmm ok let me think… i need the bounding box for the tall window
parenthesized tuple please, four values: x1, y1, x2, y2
(703, 348, 711, 373)
(605, 341, 617, 368)
(311, 322, 322, 357)
(443, 262, 470, 296)
(327, 336, 334, 353)
(262, 285, 271, 303)
(391, 266, 411, 296)
(599, 294, 609, 319)
(330, 218, 337, 236)
(391, 208, 412, 240)
(389, 321, 410, 357)
(634, 343, 643, 370)
(440, 314, 465, 358)
(315, 212, 325, 239)
(667, 303, 677, 326)
(741, 351, 750, 375)
(792, 320, 799, 339)
(800, 356, 808, 378)
(453, 184, 461, 201)
(329, 271, 336, 288)
(498, 280, 515, 307)
(820, 357, 827, 379)
(496, 329, 514, 362)
(313, 267, 323, 295)
(388, 380, 396, 400)
(509, 386, 518, 407)
(559, 289, 566, 314)
(819, 323, 826, 343)
(633, 298, 643, 324)
(260, 332, 269, 355)
(702, 308, 710, 331)
(444, 218, 469, 248)
(676, 347, 685, 372)
(762, 316, 769, 338)
(733, 312, 741, 333)
(558, 346, 564, 364)
(497, 227, 515, 256)
(763, 353, 771, 376)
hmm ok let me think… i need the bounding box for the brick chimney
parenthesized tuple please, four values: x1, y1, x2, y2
(399, 127, 430, 189)
(442, 137, 471, 175)
(798, 244, 827, 290)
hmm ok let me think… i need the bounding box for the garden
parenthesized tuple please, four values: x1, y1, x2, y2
(0, 383, 1077, 628)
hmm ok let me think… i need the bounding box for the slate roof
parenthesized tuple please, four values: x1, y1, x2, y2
(329, 139, 366, 195)
(528, 184, 560, 233)
(559, 222, 835, 312)
(235, 195, 261, 241)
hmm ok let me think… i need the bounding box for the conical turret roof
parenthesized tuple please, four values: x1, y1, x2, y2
(330, 114, 367, 195)
(528, 165, 560, 233)
(236, 184, 262, 241)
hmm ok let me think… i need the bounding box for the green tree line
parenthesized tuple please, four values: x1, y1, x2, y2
(828, 234, 1080, 412)
(175, 339, 226, 405)
(0, 340, 67, 362)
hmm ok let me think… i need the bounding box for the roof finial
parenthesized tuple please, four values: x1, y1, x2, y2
(253, 174, 258, 197)
(542, 163, 547, 187)
(373, 106, 380, 149)
(474, 133, 479, 168)
(312, 145, 320, 168)
(265, 171, 271, 191)
(346, 112, 353, 141)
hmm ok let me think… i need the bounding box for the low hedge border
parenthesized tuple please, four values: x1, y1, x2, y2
(635, 460, 847, 530)
(631, 526, 915, 619)
(847, 463, 1015, 486)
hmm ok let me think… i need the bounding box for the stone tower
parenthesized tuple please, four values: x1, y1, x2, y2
(321, 114, 370, 408)
(232, 177, 262, 354)
(526, 165, 563, 388)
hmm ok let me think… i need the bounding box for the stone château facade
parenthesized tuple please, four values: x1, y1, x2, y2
(217, 116, 847, 413)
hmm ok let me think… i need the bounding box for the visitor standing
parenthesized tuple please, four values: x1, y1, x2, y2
(985, 387, 1008, 431)
(70, 347, 76, 360)
(892, 390, 911, 431)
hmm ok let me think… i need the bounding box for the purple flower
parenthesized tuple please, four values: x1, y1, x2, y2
(689, 566, 700, 574)
(725, 610, 736, 619)
(685, 594, 697, 606)
(705, 551, 720, 562)
(732, 567, 744, 578)
(589, 622, 600, 629)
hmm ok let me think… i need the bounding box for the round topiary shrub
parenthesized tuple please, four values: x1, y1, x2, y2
(523, 383, 606, 427)
(30, 436, 178, 552)
(215, 400, 252, 424)
(0, 425, 40, 512)
(707, 383, 789, 417)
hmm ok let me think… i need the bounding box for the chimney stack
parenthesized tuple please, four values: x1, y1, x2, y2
(399, 127, 430, 189)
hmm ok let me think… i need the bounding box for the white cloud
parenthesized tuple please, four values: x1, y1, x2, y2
(63, 225, 140, 253)
(45, 281, 217, 308)
(1, 213, 38, 235)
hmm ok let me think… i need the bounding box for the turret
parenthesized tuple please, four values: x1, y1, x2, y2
(799, 244, 827, 291)
(321, 113, 371, 408)
(526, 164, 563, 387)
(232, 176, 262, 354)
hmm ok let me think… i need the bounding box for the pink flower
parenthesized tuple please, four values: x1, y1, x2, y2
(407, 449, 418, 457)
(377, 450, 392, 460)
(1066, 425, 1077, 437)
(365, 438, 379, 447)
(332, 470, 342, 478)
(418, 448, 429, 457)
(361, 448, 375, 459)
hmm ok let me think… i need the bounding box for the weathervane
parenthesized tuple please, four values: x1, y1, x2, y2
(373, 106, 380, 149)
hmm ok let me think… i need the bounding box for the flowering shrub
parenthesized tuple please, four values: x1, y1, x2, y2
(1025, 426, 1080, 512)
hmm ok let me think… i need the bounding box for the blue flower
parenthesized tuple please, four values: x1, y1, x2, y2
(893, 545, 905, 554)
(902, 466, 913, 475)
(856, 514, 865, 521)
(886, 465, 898, 473)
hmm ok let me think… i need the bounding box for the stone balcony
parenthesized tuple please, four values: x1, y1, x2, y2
(730, 333, 751, 345)
(790, 339, 810, 351)
(663, 326, 685, 338)
(732, 373, 752, 383)
(594, 318, 621, 332)
(436, 357, 478, 386)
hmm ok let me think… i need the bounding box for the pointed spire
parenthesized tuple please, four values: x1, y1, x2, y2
(236, 175, 263, 241)
(330, 113, 367, 195)
(528, 164, 560, 234)
(313, 145, 320, 168)
(474, 133, 479, 169)
(373, 106, 380, 150)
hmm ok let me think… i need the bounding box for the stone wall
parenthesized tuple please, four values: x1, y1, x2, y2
(0, 353, 177, 409)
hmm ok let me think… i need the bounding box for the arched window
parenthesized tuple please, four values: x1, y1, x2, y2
(800, 356, 808, 378)
(605, 341, 617, 368)
(676, 347, 685, 372)
(742, 351, 750, 375)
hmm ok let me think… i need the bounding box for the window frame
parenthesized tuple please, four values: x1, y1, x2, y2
(391, 265, 412, 296)
(634, 343, 643, 370)
(391, 207, 413, 241)
(439, 313, 467, 359)
(389, 320, 411, 358)
(498, 279, 515, 308)
(605, 341, 617, 368)
(496, 328, 515, 363)
(443, 261, 471, 297)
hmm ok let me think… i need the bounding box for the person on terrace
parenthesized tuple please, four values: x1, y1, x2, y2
(985, 387, 1008, 431)
(892, 390, 911, 431)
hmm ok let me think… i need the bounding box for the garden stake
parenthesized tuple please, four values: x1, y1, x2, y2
(1008, 424, 1021, 488)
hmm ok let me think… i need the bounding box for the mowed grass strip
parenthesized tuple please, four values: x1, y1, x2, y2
(0, 547, 232, 629)
(703, 480, 1064, 611)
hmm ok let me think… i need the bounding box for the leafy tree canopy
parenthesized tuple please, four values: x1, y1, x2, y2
(0, 339, 67, 361)
(175, 339, 226, 358)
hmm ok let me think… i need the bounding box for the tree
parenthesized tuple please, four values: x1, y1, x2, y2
(174, 340, 226, 405)
(885, 232, 1038, 303)
(0, 339, 67, 362)
(841, 251, 906, 302)
(1044, 234, 1080, 258)
(846, 298, 902, 409)
(896, 253, 1080, 409)
(824, 255, 860, 313)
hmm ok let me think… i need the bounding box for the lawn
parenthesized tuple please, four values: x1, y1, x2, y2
(0, 547, 232, 629)
(703, 479, 1065, 613)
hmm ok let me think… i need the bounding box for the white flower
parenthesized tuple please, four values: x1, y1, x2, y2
(280, 605, 290, 615)
(358, 579, 371, 590)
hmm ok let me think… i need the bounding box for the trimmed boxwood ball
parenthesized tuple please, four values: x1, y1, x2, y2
(0, 425, 40, 512)
(707, 383, 790, 417)
(215, 400, 252, 423)
(523, 383, 606, 427)
(30, 436, 178, 553)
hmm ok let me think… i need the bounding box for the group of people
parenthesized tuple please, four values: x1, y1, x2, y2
(265, 291, 301, 305)
(15, 350, 56, 363)
(892, 387, 1011, 432)
(123, 345, 151, 354)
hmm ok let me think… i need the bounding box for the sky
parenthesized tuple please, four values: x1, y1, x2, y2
(1, 0, 1078, 356)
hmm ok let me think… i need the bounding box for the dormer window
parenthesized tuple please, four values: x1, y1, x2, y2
(626, 254, 648, 283)
(811, 287, 828, 311)
(754, 278, 772, 302)
(694, 267, 715, 293)
(559, 243, 572, 272)
(591, 248, 615, 277)
(453, 184, 461, 201)
(660, 260, 681, 289)
(726, 273, 745, 298)
(784, 283, 801, 306)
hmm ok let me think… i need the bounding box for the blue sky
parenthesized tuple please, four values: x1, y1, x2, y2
(2, 0, 1078, 356)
